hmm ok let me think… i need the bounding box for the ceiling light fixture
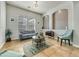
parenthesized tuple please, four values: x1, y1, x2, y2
(33, 1, 38, 8)
(27, 1, 38, 9)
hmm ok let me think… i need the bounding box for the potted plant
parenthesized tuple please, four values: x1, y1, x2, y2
(5, 29, 12, 42)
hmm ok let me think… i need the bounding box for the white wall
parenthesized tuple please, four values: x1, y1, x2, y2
(0, 1, 6, 48)
(73, 2, 79, 47)
(43, 2, 73, 30)
(6, 4, 43, 40)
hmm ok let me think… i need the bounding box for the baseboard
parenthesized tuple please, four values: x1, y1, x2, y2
(72, 44, 79, 48)
(0, 41, 5, 49)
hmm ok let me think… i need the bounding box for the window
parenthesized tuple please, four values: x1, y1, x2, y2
(18, 16, 36, 32)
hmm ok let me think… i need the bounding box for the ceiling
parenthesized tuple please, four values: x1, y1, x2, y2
(6, 1, 64, 14)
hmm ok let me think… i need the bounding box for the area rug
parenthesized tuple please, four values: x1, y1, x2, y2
(0, 50, 23, 57)
(23, 44, 51, 57)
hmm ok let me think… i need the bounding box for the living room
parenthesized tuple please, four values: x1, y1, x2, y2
(0, 0, 79, 57)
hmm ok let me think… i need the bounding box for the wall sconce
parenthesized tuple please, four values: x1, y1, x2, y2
(58, 10, 62, 13)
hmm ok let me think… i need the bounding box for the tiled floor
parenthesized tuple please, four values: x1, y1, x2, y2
(1, 37, 79, 57)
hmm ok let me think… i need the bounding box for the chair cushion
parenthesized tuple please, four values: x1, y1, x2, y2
(20, 31, 35, 34)
(58, 30, 73, 39)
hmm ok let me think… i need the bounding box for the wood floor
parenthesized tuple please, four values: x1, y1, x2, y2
(1, 37, 79, 57)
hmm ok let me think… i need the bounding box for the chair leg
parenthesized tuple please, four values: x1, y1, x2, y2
(57, 37, 59, 42)
(68, 40, 70, 46)
(60, 39, 63, 46)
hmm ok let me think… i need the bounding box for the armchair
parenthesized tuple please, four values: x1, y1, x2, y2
(57, 30, 73, 46)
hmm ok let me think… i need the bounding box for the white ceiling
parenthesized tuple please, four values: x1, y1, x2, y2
(6, 1, 64, 14)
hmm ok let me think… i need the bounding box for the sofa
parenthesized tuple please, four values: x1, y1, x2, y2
(19, 31, 36, 40)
